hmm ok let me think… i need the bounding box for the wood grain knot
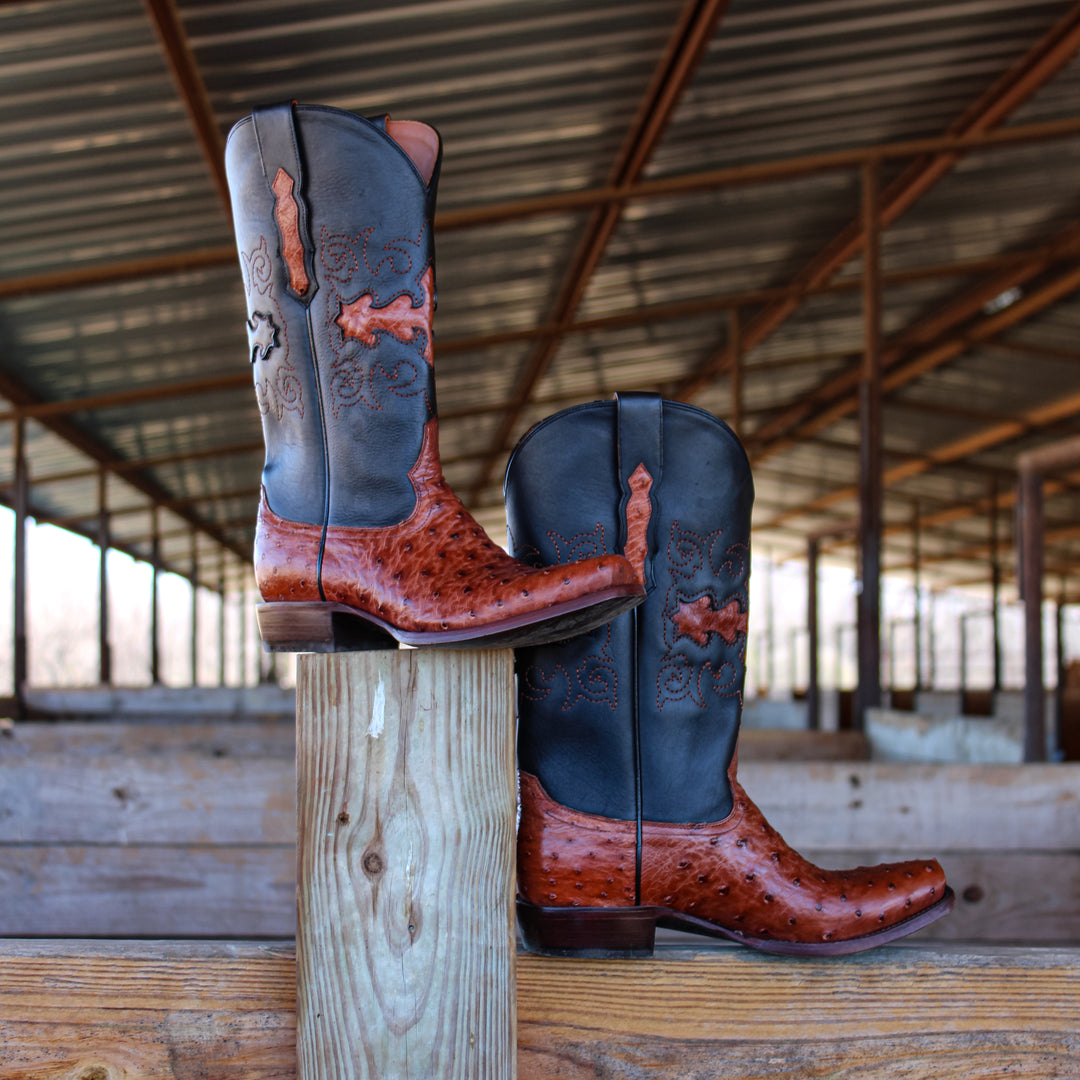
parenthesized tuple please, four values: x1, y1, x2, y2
(362, 851, 384, 875)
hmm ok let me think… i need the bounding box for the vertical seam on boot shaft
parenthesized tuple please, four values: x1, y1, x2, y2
(632, 605, 643, 905)
(304, 308, 330, 602)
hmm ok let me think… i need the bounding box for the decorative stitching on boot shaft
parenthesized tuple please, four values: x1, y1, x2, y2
(656, 521, 748, 711)
(517, 771, 947, 944)
(240, 236, 302, 420)
(521, 623, 619, 712)
(321, 229, 435, 418)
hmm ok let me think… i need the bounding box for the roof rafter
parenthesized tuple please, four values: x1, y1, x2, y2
(761, 333, 1080, 533)
(463, 0, 732, 505)
(142, 0, 230, 216)
(671, 3, 1080, 407)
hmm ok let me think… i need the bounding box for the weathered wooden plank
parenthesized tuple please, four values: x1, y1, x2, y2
(2, 941, 1078, 1080)
(0, 941, 296, 1080)
(22, 684, 295, 719)
(0, 846, 296, 937)
(730, 850, 1080, 944)
(6, 754, 1076, 852)
(0, 754, 296, 844)
(0, 719, 295, 758)
(737, 728, 870, 760)
(4, 722, 866, 762)
(738, 761, 1080, 851)
(295, 650, 517, 1080)
(3, 847, 1076, 943)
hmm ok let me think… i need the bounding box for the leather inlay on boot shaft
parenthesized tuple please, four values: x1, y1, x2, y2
(506, 394, 953, 955)
(226, 102, 643, 647)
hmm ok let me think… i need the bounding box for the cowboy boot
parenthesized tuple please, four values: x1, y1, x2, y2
(505, 393, 954, 956)
(225, 103, 642, 650)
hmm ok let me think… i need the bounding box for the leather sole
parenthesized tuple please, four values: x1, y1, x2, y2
(255, 583, 644, 652)
(517, 888, 957, 958)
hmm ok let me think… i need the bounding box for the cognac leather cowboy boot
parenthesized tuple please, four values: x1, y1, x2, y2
(225, 103, 643, 650)
(505, 393, 954, 956)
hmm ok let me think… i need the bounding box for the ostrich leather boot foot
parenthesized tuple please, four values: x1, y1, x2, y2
(505, 393, 954, 956)
(516, 771, 949, 958)
(226, 103, 643, 650)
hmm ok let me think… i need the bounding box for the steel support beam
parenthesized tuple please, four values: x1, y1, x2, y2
(806, 537, 820, 730)
(190, 531, 198, 687)
(1018, 466, 1045, 761)
(142, 0, 230, 214)
(150, 507, 161, 685)
(437, 114, 1080, 234)
(911, 502, 922, 691)
(218, 564, 227, 688)
(729, 307, 743, 436)
(239, 581, 248, 688)
(927, 591, 937, 690)
(764, 550, 776, 692)
(991, 479, 1003, 693)
(97, 469, 111, 686)
(1015, 434, 1080, 760)
(0, 372, 250, 425)
(856, 161, 883, 728)
(12, 419, 28, 712)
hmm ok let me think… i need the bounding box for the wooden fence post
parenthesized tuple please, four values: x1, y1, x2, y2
(296, 649, 517, 1080)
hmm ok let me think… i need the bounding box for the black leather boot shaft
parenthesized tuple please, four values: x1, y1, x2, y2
(226, 103, 441, 529)
(505, 394, 753, 824)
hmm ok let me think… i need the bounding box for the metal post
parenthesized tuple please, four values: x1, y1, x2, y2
(764, 549, 775, 693)
(729, 306, 742, 437)
(1019, 466, 1046, 761)
(1056, 590, 1066, 759)
(807, 537, 820, 730)
(239, 579, 249, 688)
(150, 506, 161, 685)
(190, 531, 198, 687)
(97, 468, 111, 686)
(927, 590, 937, 690)
(990, 478, 1002, 694)
(13, 418, 28, 713)
(959, 612, 969, 695)
(887, 619, 897, 693)
(912, 502, 922, 691)
(219, 563, 227, 687)
(856, 159, 883, 729)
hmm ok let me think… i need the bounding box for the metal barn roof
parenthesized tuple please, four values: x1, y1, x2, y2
(1, 0, 1080, 601)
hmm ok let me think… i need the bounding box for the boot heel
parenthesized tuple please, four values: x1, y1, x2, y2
(517, 900, 658, 958)
(257, 602, 399, 653)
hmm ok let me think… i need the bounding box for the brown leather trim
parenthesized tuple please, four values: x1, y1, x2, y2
(673, 594, 748, 646)
(336, 265, 434, 365)
(271, 167, 311, 297)
(622, 462, 653, 584)
(518, 771, 948, 945)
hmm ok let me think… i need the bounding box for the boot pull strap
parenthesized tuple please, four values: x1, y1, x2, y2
(615, 391, 663, 589)
(252, 102, 317, 304)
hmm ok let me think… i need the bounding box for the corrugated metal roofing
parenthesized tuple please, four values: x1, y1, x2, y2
(0, 0, 1078, 605)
